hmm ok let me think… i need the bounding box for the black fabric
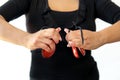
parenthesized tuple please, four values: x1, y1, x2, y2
(30, 57, 99, 80)
(0, 0, 120, 23)
(30, 47, 99, 80)
(0, 0, 31, 21)
(42, 0, 86, 42)
(0, 0, 120, 80)
(95, 0, 120, 23)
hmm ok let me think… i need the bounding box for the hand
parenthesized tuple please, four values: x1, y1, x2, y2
(80, 30, 104, 50)
(24, 27, 62, 52)
(64, 28, 85, 58)
(64, 28, 83, 47)
(64, 28, 104, 50)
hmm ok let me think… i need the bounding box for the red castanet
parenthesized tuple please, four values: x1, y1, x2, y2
(41, 50, 54, 58)
(72, 46, 80, 58)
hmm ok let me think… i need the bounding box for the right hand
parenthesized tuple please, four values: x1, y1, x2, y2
(24, 27, 62, 53)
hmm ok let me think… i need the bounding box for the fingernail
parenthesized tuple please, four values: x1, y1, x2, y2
(60, 37, 62, 41)
(67, 44, 70, 47)
(56, 27, 61, 32)
(68, 41, 75, 47)
(68, 41, 72, 45)
(64, 28, 69, 33)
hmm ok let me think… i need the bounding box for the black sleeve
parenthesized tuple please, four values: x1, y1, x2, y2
(95, 0, 120, 24)
(0, 0, 31, 22)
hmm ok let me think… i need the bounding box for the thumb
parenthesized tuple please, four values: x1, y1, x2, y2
(64, 28, 70, 34)
(56, 27, 61, 32)
(56, 27, 62, 41)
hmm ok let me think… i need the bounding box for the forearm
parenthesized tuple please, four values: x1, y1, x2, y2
(0, 15, 30, 47)
(99, 20, 120, 44)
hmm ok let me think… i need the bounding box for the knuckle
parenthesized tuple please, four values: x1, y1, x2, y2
(49, 40, 54, 44)
(42, 44, 50, 51)
(44, 46, 49, 50)
(50, 28, 55, 33)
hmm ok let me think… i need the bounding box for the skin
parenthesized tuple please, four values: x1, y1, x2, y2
(0, 15, 62, 52)
(0, 0, 78, 52)
(0, 0, 120, 52)
(64, 20, 120, 50)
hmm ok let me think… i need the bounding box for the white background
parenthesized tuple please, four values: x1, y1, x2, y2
(0, 0, 120, 80)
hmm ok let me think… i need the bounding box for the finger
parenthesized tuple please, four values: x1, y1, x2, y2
(52, 34, 61, 44)
(40, 28, 53, 38)
(56, 27, 61, 32)
(46, 36, 60, 45)
(35, 41, 51, 52)
(64, 28, 70, 34)
(64, 28, 71, 42)
(38, 38, 56, 52)
(51, 28, 62, 44)
(39, 38, 54, 46)
(72, 39, 83, 47)
(44, 39, 56, 53)
(56, 27, 62, 41)
(67, 39, 83, 49)
(67, 41, 75, 47)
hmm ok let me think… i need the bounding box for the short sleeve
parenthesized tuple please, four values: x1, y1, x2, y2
(95, 0, 120, 24)
(0, 0, 31, 22)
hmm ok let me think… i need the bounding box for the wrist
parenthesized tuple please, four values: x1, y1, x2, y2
(98, 30, 108, 45)
(20, 32, 31, 49)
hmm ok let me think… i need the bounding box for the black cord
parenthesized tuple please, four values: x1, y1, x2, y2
(72, 21, 84, 44)
(78, 27, 84, 44)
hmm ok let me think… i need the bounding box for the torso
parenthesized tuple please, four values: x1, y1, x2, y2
(29, 0, 98, 79)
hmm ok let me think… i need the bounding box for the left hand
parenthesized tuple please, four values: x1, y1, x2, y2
(64, 28, 104, 50)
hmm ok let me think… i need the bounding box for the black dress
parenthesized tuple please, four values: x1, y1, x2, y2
(0, 0, 120, 80)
